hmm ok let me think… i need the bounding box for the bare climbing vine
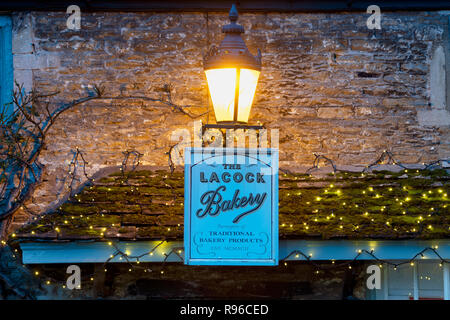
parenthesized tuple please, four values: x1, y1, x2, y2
(0, 82, 208, 240)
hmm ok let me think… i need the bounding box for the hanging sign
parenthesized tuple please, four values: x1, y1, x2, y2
(184, 148, 278, 266)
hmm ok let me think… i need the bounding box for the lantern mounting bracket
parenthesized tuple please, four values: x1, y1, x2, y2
(202, 123, 264, 132)
(201, 123, 266, 147)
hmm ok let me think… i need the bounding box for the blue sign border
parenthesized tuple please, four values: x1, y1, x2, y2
(184, 148, 278, 266)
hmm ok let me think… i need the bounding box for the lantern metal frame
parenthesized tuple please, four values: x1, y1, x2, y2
(203, 4, 263, 130)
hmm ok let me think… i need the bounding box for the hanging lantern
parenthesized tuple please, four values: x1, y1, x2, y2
(203, 4, 261, 124)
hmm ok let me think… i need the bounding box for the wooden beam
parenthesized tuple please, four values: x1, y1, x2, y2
(1, 0, 450, 12)
(19, 239, 450, 264)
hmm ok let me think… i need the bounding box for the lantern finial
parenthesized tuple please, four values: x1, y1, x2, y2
(222, 4, 244, 34)
(229, 4, 238, 22)
(204, 4, 260, 71)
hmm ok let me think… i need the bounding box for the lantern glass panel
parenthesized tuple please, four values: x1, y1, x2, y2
(237, 68, 260, 123)
(205, 68, 237, 122)
(205, 68, 260, 123)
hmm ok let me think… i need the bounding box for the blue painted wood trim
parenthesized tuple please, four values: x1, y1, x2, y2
(279, 240, 449, 261)
(19, 240, 450, 264)
(0, 15, 13, 119)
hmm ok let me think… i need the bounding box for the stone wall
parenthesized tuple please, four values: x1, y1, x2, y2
(9, 10, 450, 229)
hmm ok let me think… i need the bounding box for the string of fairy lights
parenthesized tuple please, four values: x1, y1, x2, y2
(120, 150, 143, 184)
(278, 177, 448, 236)
(13, 148, 445, 241)
(297, 150, 448, 176)
(280, 246, 449, 271)
(363, 150, 449, 172)
(2, 150, 449, 291)
(66, 148, 94, 198)
(4, 240, 447, 290)
(277, 151, 449, 236)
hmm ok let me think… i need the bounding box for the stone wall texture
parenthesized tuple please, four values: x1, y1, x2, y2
(9, 10, 450, 229)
